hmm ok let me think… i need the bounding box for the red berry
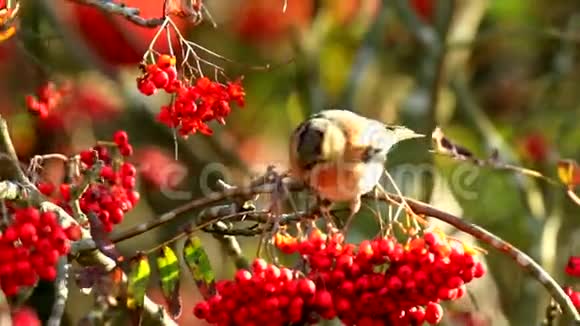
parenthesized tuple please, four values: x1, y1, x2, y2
(80, 150, 95, 165)
(113, 130, 129, 146)
(127, 190, 140, 206)
(297, 278, 316, 297)
(339, 280, 355, 295)
(100, 165, 115, 181)
(397, 264, 413, 280)
(44, 249, 60, 266)
(119, 144, 134, 157)
(59, 184, 71, 201)
(315, 290, 333, 309)
(234, 269, 252, 284)
(64, 225, 82, 241)
(358, 240, 374, 260)
(473, 261, 485, 278)
(193, 301, 210, 319)
(569, 291, 580, 308)
(251, 258, 268, 273)
(2, 279, 18, 296)
(152, 70, 169, 89)
(11, 307, 41, 326)
(264, 264, 281, 281)
(387, 276, 403, 291)
(3, 227, 18, 243)
(156, 54, 176, 69)
(109, 207, 124, 224)
(121, 162, 137, 177)
(38, 265, 57, 281)
(263, 297, 279, 310)
(408, 306, 426, 323)
(164, 66, 178, 81)
(18, 223, 38, 245)
(425, 302, 443, 324)
(37, 182, 55, 196)
(137, 77, 157, 96)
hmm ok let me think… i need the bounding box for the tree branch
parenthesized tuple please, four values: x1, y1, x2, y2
(47, 258, 70, 326)
(0, 110, 577, 322)
(376, 192, 580, 322)
(67, 0, 165, 28)
(97, 178, 579, 322)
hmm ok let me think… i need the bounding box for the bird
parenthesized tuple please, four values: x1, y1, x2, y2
(289, 109, 423, 229)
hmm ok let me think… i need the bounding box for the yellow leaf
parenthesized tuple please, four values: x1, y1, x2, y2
(557, 159, 580, 188)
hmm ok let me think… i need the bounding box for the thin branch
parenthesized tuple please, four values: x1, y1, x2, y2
(373, 192, 580, 322)
(0, 117, 31, 184)
(91, 177, 579, 321)
(107, 181, 303, 244)
(0, 109, 577, 321)
(67, 0, 165, 28)
(47, 258, 70, 326)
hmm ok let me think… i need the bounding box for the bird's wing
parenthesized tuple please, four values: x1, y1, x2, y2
(315, 110, 394, 162)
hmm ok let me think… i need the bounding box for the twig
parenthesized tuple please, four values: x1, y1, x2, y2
(67, 0, 165, 28)
(98, 178, 579, 321)
(47, 258, 70, 326)
(541, 298, 561, 326)
(0, 110, 577, 321)
(107, 181, 303, 244)
(0, 117, 31, 184)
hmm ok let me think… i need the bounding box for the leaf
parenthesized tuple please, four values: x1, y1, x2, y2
(126, 253, 151, 310)
(557, 159, 580, 188)
(87, 213, 122, 262)
(0, 4, 18, 44)
(156, 246, 182, 319)
(183, 237, 216, 299)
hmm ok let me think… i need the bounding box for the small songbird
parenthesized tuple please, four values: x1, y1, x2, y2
(289, 109, 423, 227)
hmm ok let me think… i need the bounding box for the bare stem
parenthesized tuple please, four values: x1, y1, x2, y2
(67, 0, 165, 28)
(47, 258, 70, 326)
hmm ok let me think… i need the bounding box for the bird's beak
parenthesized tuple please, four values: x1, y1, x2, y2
(393, 126, 424, 142)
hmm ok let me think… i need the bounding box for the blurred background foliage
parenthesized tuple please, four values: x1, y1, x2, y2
(0, 0, 579, 325)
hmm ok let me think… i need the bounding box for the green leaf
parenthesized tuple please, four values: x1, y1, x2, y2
(183, 237, 215, 299)
(126, 253, 151, 310)
(156, 246, 182, 319)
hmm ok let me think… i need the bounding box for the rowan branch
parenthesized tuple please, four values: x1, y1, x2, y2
(0, 110, 577, 322)
(97, 178, 579, 322)
(67, 0, 165, 28)
(47, 258, 70, 326)
(0, 116, 177, 326)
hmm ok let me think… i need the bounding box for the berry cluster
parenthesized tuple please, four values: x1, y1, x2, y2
(25, 82, 70, 119)
(0, 207, 80, 296)
(194, 229, 485, 325)
(137, 54, 180, 96)
(136, 54, 246, 136)
(564, 287, 580, 310)
(77, 131, 139, 232)
(37, 131, 139, 233)
(194, 258, 331, 325)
